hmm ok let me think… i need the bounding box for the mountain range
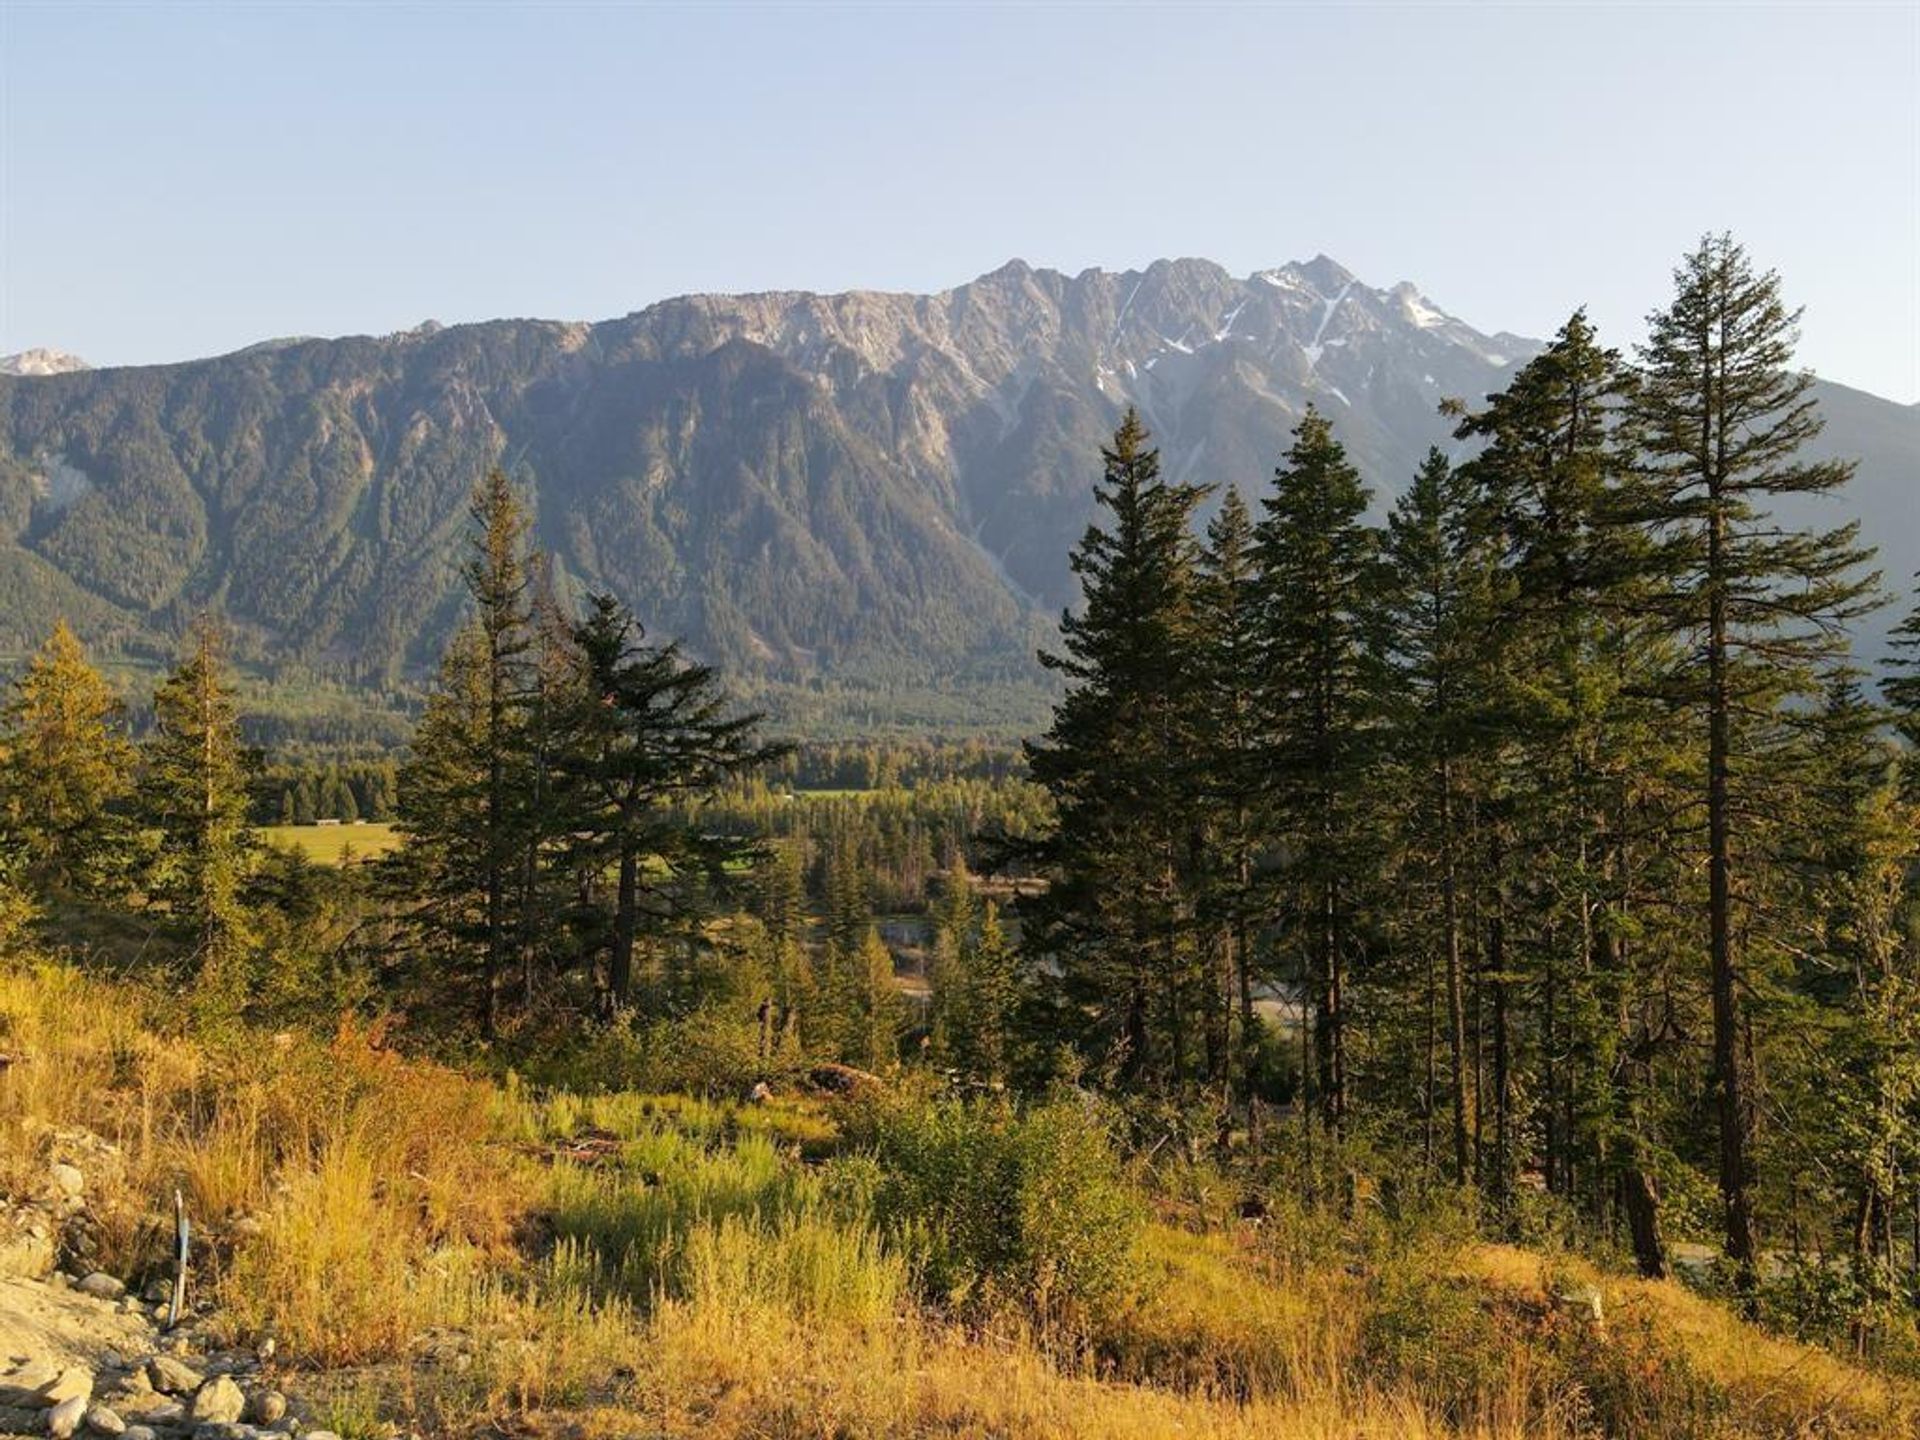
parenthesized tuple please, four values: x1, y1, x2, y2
(2, 256, 1914, 730)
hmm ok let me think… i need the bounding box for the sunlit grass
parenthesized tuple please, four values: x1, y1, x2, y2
(257, 822, 402, 865)
(1, 955, 1915, 1439)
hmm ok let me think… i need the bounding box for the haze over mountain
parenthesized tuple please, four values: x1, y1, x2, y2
(1, 256, 1913, 721)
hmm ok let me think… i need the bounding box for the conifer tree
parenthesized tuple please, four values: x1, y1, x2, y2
(0, 621, 135, 896)
(1886, 586, 1920, 770)
(139, 615, 257, 973)
(396, 470, 541, 1033)
(557, 593, 779, 1009)
(1381, 448, 1493, 1184)
(958, 899, 1018, 1085)
(853, 926, 903, 1072)
(1024, 409, 1210, 1089)
(1631, 235, 1881, 1279)
(1195, 489, 1267, 1127)
(1452, 311, 1673, 1248)
(1252, 408, 1387, 1136)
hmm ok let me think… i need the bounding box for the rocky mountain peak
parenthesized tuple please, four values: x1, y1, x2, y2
(0, 349, 89, 377)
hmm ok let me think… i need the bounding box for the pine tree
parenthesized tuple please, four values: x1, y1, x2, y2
(0, 621, 135, 896)
(467, 469, 537, 1033)
(557, 593, 780, 1009)
(853, 926, 903, 1072)
(1452, 310, 1675, 1260)
(1886, 588, 1920, 772)
(1381, 448, 1494, 1184)
(139, 615, 258, 977)
(957, 899, 1018, 1086)
(1024, 409, 1210, 1090)
(926, 861, 975, 1066)
(1777, 673, 1919, 1304)
(393, 622, 496, 1021)
(1631, 235, 1881, 1281)
(1252, 407, 1387, 1137)
(396, 470, 542, 1034)
(1195, 489, 1267, 1129)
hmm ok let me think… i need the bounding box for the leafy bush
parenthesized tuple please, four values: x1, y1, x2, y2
(846, 1091, 1142, 1325)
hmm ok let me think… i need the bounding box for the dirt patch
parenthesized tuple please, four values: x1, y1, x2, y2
(0, 1274, 155, 1368)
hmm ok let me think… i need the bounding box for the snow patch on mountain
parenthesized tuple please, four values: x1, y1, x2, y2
(1, 349, 89, 377)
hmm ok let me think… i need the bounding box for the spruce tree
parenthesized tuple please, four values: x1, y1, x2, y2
(1381, 448, 1494, 1184)
(557, 593, 779, 1009)
(1452, 310, 1674, 1257)
(1631, 234, 1881, 1280)
(139, 615, 257, 977)
(853, 926, 903, 1072)
(396, 470, 543, 1034)
(0, 621, 135, 896)
(1886, 587, 1920, 770)
(1024, 409, 1210, 1090)
(1195, 488, 1267, 1128)
(394, 622, 500, 1023)
(1252, 407, 1387, 1137)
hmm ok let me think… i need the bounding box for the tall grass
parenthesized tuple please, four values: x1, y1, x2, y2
(3, 956, 1917, 1439)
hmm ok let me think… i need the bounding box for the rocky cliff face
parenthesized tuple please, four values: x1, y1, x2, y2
(0, 259, 1910, 697)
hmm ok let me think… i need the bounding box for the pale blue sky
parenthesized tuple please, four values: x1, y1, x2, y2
(3, 2, 1916, 400)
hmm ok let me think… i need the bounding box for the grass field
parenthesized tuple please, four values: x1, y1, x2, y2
(258, 821, 402, 864)
(2, 957, 1913, 1440)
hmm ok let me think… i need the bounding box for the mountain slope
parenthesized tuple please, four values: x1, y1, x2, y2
(1, 259, 1912, 713)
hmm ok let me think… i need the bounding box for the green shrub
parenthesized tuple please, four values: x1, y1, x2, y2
(847, 1092, 1142, 1325)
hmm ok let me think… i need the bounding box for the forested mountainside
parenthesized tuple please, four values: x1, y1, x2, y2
(2, 256, 1913, 704)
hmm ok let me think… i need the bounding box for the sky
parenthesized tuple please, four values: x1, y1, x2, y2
(2, 2, 1916, 401)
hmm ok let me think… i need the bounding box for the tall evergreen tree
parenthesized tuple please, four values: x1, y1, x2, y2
(1452, 310, 1678, 1264)
(1195, 489, 1267, 1129)
(394, 622, 499, 1023)
(1024, 409, 1210, 1090)
(1252, 407, 1387, 1137)
(1631, 234, 1881, 1280)
(139, 615, 257, 973)
(558, 593, 780, 1009)
(1381, 448, 1494, 1184)
(0, 620, 135, 895)
(397, 470, 541, 1034)
(1886, 586, 1920, 769)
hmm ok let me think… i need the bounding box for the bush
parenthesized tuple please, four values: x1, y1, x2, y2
(847, 1091, 1142, 1326)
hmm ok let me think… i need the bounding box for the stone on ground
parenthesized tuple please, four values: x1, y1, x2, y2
(188, 1376, 245, 1425)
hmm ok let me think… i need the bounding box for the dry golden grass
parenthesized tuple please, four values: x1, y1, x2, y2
(1465, 1243, 1920, 1438)
(2, 957, 1917, 1440)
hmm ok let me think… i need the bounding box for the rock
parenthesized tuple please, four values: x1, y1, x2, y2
(187, 1378, 244, 1426)
(143, 1360, 201, 1398)
(141, 1280, 170, 1305)
(49, 1165, 84, 1200)
(243, 1394, 284, 1427)
(0, 1361, 61, 1407)
(302, 1432, 340, 1440)
(40, 1371, 92, 1408)
(76, 1273, 125, 1301)
(1554, 1285, 1604, 1324)
(48, 1396, 87, 1439)
(121, 1429, 156, 1440)
(140, 1404, 183, 1427)
(83, 1405, 124, 1435)
(0, 1406, 45, 1435)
